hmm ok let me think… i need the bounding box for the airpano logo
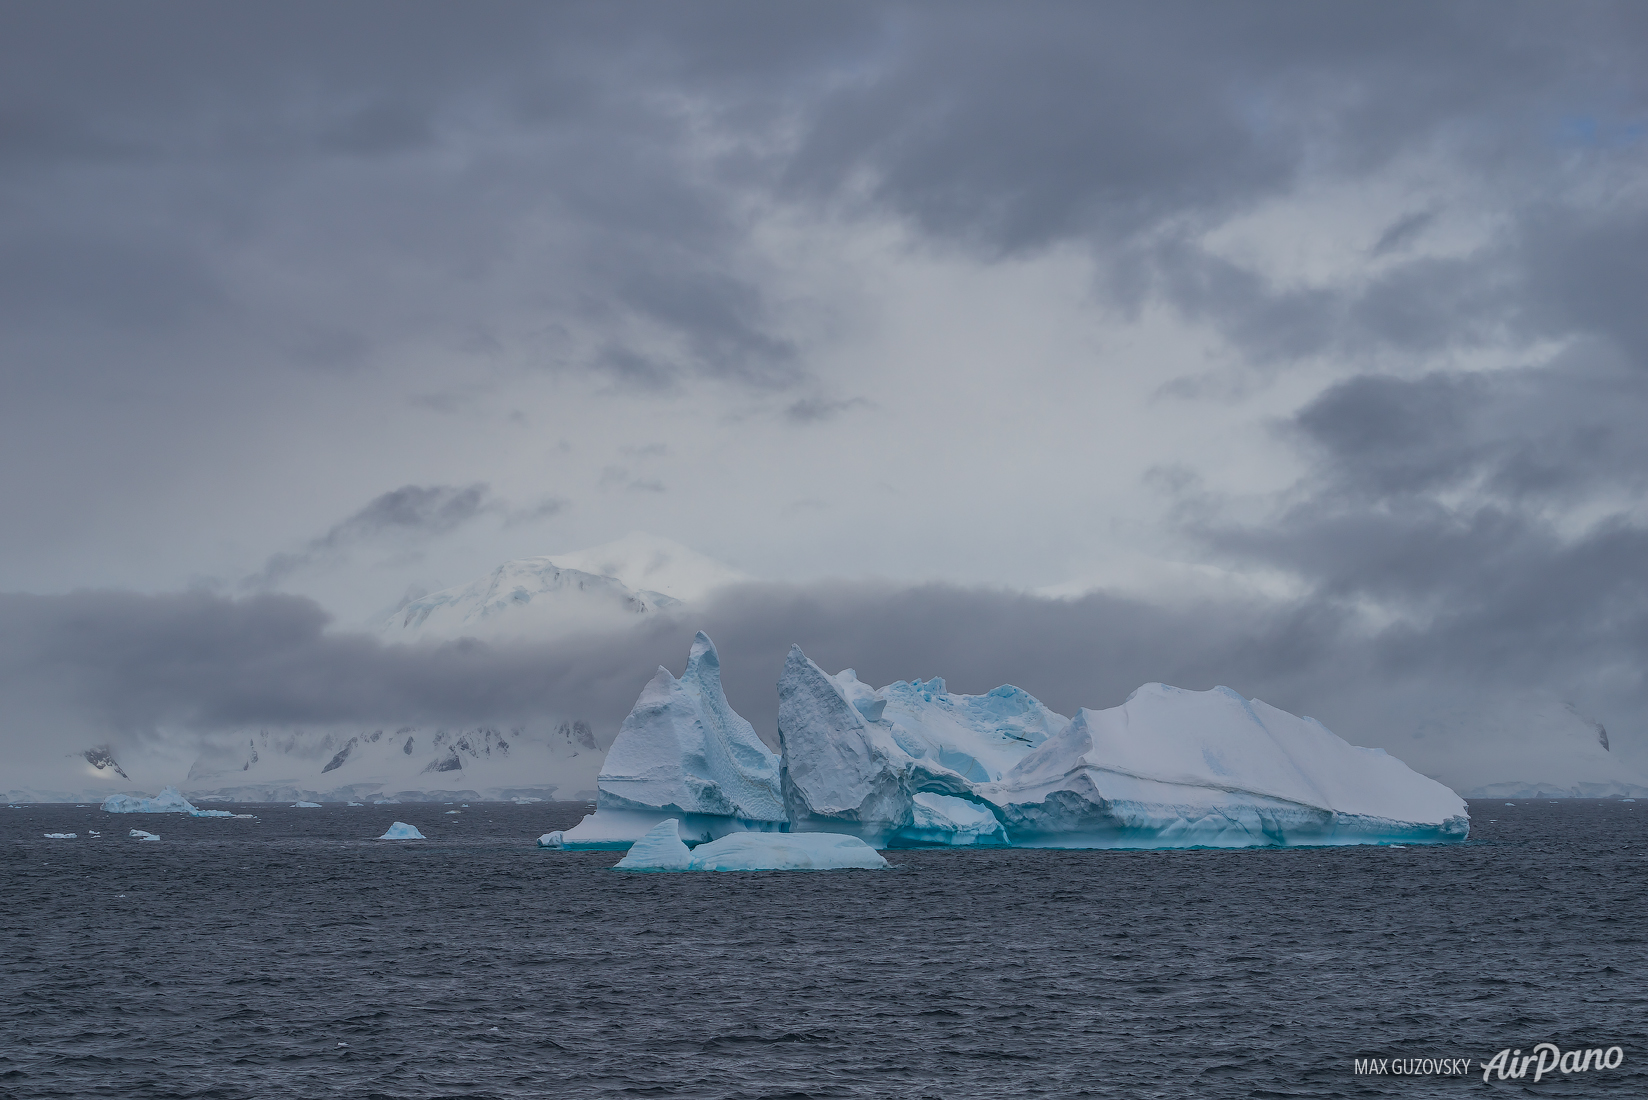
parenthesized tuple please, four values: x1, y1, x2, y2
(1480, 1043, 1625, 1083)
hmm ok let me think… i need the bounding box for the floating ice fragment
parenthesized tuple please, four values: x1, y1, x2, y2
(346, 802, 364, 806)
(613, 821, 889, 872)
(43, 833, 76, 839)
(444, 810, 460, 814)
(536, 832, 563, 848)
(129, 830, 160, 841)
(613, 819, 693, 871)
(292, 801, 322, 808)
(377, 821, 425, 840)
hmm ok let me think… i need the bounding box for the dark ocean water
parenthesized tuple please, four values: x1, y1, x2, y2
(2, 800, 1643, 1099)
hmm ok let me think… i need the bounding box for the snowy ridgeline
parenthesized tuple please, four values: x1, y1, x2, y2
(542, 633, 1473, 852)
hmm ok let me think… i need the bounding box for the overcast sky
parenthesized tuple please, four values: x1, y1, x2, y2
(6, 2, 1648, 761)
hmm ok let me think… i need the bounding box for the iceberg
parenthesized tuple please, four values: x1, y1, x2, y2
(556, 633, 787, 849)
(292, 800, 322, 808)
(377, 821, 425, 840)
(102, 786, 234, 817)
(683, 831, 889, 871)
(43, 832, 77, 839)
(978, 684, 1470, 848)
(777, 646, 1048, 846)
(612, 819, 889, 871)
(612, 819, 694, 870)
(129, 829, 159, 841)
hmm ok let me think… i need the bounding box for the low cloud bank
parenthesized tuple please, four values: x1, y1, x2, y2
(5, 574, 1646, 795)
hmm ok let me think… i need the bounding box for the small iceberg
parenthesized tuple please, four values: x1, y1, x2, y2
(346, 802, 364, 807)
(43, 832, 77, 839)
(102, 787, 234, 817)
(612, 819, 693, 870)
(378, 821, 426, 840)
(613, 819, 889, 872)
(537, 832, 563, 848)
(129, 829, 160, 841)
(292, 801, 322, 808)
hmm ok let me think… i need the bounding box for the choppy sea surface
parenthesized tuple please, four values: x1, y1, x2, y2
(3, 800, 1644, 1099)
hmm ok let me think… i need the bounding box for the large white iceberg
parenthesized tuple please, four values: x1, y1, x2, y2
(614, 818, 888, 871)
(377, 821, 426, 840)
(778, 646, 1052, 846)
(102, 786, 234, 817)
(979, 684, 1469, 847)
(550, 633, 786, 849)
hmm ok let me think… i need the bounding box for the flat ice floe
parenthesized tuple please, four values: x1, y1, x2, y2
(292, 801, 322, 808)
(613, 819, 888, 871)
(377, 822, 426, 840)
(43, 832, 77, 839)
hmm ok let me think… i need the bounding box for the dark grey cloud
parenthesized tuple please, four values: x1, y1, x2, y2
(248, 483, 517, 588)
(11, 569, 1643, 763)
(783, 396, 872, 424)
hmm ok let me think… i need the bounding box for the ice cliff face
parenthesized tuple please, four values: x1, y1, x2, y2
(548, 633, 786, 848)
(777, 646, 1058, 846)
(979, 684, 1469, 847)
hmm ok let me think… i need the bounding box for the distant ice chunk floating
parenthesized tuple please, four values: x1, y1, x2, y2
(102, 786, 234, 816)
(129, 829, 159, 841)
(378, 822, 426, 840)
(557, 633, 788, 849)
(612, 819, 888, 872)
(43, 832, 76, 839)
(292, 801, 322, 808)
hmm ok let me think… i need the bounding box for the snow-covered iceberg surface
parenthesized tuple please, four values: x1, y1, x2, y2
(554, 633, 787, 849)
(979, 684, 1469, 848)
(292, 801, 321, 808)
(129, 829, 160, 841)
(378, 821, 425, 840)
(613, 819, 888, 872)
(102, 787, 234, 817)
(777, 646, 1056, 847)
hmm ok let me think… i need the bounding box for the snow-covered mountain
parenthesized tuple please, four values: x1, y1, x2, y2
(378, 533, 745, 644)
(1378, 694, 1648, 798)
(177, 721, 611, 803)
